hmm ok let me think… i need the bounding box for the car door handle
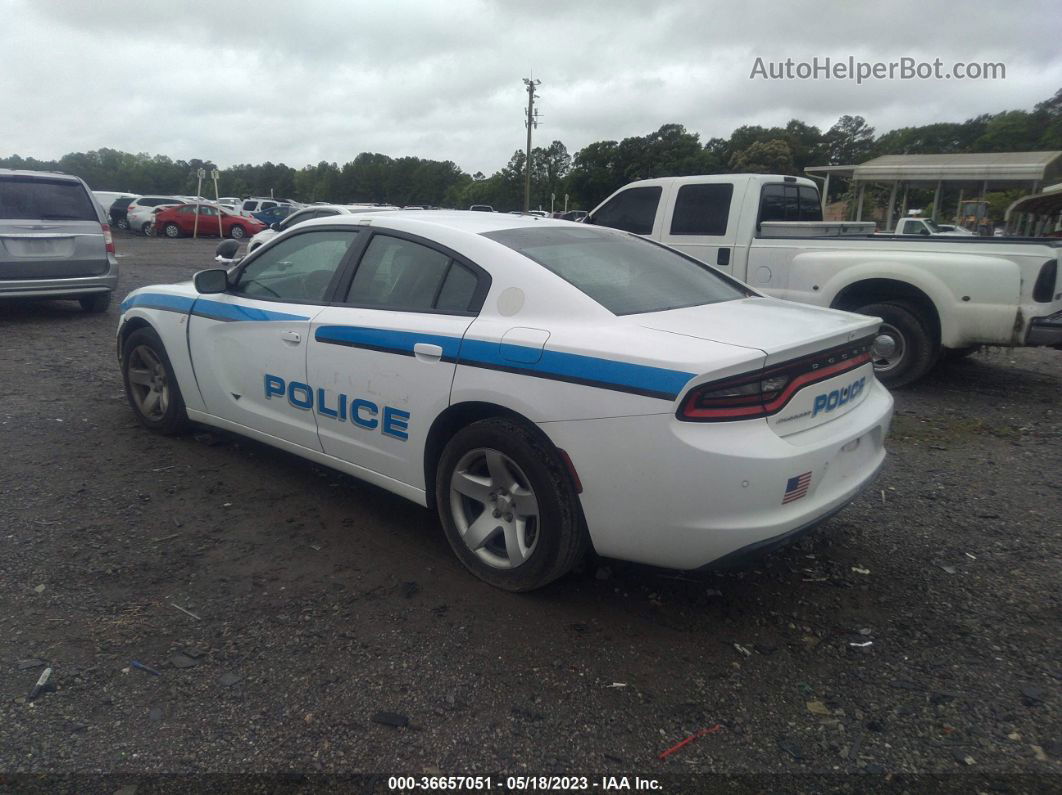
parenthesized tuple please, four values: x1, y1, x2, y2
(281, 330, 301, 344)
(413, 342, 443, 362)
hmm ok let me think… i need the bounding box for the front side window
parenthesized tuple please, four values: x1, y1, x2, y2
(669, 183, 734, 236)
(177, 206, 195, 215)
(588, 186, 662, 235)
(345, 235, 477, 312)
(232, 229, 358, 303)
(485, 226, 748, 316)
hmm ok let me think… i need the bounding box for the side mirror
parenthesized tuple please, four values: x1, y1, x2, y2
(270, 222, 281, 231)
(194, 269, 229, 294)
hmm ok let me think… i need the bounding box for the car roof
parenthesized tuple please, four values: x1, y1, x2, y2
(301, 209, 571, 236)
(0, 168, 82, 182)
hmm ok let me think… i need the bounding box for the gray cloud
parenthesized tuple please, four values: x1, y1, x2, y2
(1, 0, 1059, 176)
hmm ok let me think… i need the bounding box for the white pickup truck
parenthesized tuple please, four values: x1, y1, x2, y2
(586, 174, 1062, 386)
(892, 217, 974, 237)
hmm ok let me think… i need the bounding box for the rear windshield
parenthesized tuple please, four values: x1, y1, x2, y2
(484, 227, 748, 315)
(0, 176, 97, 221)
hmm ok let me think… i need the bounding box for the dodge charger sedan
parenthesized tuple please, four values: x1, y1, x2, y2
(116, 212, 892, 590)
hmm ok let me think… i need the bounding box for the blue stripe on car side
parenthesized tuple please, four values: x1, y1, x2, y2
(190, 299, 309, 323)
(314, 325, 694, 401)
(314, 325, 463, 359)
(120, 293, 196, 314)
(458, 338, 694, 400)
(120, 292, 308, 322)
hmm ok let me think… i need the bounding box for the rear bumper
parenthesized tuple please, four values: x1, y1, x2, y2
(1026, 310, 1062, 347)
(0, 256, 118, 299)
(541, 381, 893, 570)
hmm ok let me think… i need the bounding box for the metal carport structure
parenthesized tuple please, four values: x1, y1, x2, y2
(806, 151, 1062, 231)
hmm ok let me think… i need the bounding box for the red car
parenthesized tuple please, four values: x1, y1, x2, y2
(153, 204, 266, 240)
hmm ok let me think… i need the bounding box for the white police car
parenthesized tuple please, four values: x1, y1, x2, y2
(117, 212, 893, 590)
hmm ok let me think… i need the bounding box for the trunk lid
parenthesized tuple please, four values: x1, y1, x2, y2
(644, 297, 880, 436)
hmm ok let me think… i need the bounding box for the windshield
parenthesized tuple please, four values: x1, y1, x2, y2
(484, 226, 749, 316)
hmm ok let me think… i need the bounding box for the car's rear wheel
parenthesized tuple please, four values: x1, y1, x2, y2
(229, 225, 247, 239)
(116, 217, 129, 230)
(121, 327, 189, 435)
(163, 222, 181, 238)
(79, 292, 111, 313)
(141, 221, 154, 236)
(859, 301, 935, 389)
(436, 418, 586, 591)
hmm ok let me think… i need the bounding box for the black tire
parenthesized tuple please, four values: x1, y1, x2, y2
(163, 222, 181, 238)
(435, 418, 586, 591)
(121, 327, 190, 435)
(116, 217, 129, 230)
(79, 292, 111, 313)
(858, 301, 936, 389)
(141, 222, 154, 236)
(229, 224, 247, 240)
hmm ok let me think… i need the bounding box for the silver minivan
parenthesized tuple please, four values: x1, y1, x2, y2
(0, 169, 118, 312)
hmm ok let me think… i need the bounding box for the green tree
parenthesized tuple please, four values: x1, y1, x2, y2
(728, 139, 794, 173)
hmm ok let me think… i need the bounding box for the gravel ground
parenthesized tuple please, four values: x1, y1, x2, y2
(0, 234, 1059, 792)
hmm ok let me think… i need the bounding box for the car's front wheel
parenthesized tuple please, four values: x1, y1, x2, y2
(229, 225, 247, 239)
(121, 327, 189, 435)
(163, 222, 181, 238)
(436, 418, 586, 591)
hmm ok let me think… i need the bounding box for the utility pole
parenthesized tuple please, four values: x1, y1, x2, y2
(523, 76, 541, 212)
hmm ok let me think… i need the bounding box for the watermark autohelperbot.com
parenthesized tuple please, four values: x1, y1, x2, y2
(750, 56, 1005, 84)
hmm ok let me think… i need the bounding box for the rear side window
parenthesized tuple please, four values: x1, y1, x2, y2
(0, 176, 96, 221)
(345, 235, 463, 312)
(670, 183, 734, 236)
(485, 226, 747, 316)
(589, 186, 661, 235)
(758, 184, 823, 223)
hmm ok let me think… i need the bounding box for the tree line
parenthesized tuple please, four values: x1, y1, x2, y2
(3, 90, 1058, 212)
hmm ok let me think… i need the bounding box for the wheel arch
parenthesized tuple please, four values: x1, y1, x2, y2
(116, 315, 157, 362)
(423, 400, 579, 511)
(831, 278, 942, 349)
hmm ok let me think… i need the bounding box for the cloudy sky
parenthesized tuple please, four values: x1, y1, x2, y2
(2, 0, 1060, 174)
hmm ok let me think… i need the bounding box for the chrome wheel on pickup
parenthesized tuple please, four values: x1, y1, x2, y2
(857, 301, 935, 389)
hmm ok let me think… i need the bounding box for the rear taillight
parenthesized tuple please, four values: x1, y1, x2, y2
(1033, 259, 1058, 303)
(678, 338, 874, 422)
(102, 223, 115, 254)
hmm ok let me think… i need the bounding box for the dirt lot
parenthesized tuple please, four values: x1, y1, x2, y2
(1, 233, 1059, 791)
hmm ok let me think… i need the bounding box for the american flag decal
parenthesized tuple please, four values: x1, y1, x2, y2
(782, 472, 812, 504)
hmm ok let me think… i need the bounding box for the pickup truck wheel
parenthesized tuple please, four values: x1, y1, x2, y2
(858, 301, 935, 389)
(121, 327, 189, 435)
(436, 418, 586, 591)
